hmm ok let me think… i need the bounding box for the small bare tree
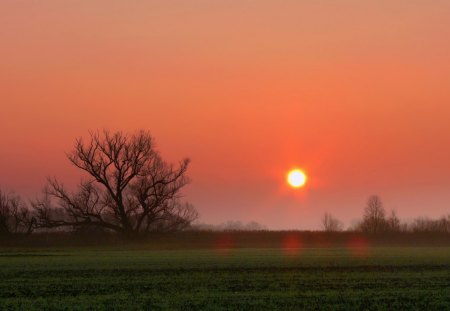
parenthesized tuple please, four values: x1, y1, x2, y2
(386, 210, 401, 232)
(0, 189, 34, 236)
(32, 130, 198, 236)
(358, 195, 387, 233)
(322, 212, 343, 232)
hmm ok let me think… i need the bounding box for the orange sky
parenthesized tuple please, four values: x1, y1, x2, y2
(1, 1, 450, 229)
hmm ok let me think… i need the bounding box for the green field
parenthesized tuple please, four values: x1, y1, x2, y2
(0, 246, 449, 310)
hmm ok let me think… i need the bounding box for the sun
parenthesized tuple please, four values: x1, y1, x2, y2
(287, 169, 307, 188)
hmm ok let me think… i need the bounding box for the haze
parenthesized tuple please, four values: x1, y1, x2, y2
(1, 1, 450, 229)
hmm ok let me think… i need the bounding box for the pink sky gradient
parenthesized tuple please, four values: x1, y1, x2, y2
(1, 1, 450, 229)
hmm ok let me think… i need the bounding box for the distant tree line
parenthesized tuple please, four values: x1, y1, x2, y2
(0, 130, 198, 238)
(2, 131, 449, 239)
(322, 195, 450, 233)
(192, 220, 267, 231)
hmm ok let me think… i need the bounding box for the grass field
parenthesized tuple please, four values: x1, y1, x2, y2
(0, 245, 449, 310)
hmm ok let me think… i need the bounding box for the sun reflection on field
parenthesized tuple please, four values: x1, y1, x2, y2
(214, 234, 234, 254)
(347, 236, 370, 258)
(281, 233, 303, 256)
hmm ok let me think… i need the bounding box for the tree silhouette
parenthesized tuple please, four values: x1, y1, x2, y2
(33, 130, 198, 236)
(0, 189, 34, 236)
(322, 212, 343, 232)
(386, 210, 401, 232)
(359, 195, 387, 233)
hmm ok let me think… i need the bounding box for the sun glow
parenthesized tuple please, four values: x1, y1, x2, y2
(287, 169, 307, 188)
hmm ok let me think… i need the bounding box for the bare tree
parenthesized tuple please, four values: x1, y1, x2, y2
(358, 195, 387, 233)
(386, 210, 401, 232)
(322, 212, 343, 232)
(32, 130, 198, 236)
(0, 189, 34, 236)
(409, 215, 450, 233)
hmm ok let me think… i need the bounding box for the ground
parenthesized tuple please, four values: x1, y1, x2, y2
(0, 245, 449, 310)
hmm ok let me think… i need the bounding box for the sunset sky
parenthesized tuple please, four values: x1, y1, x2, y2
(1, 1, 450, 229)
